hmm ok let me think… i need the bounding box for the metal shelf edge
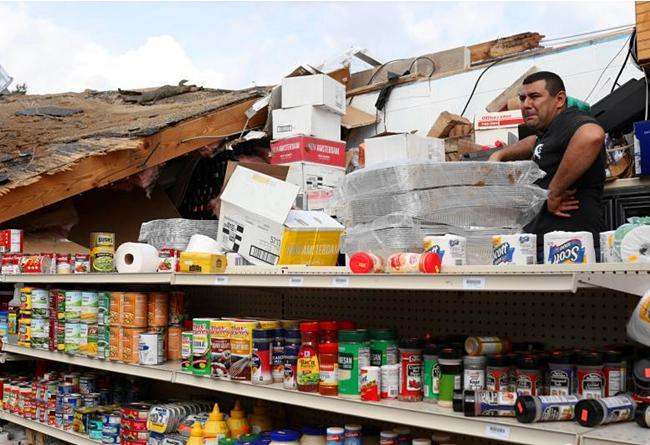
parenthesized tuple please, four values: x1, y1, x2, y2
(0, 411, 100, 445)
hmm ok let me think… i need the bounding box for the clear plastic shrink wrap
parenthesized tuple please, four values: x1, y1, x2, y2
(138, 218, 220, 251)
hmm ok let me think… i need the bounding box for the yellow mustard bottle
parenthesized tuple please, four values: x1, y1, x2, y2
(204, 403, 230, 444)
(226, 400, 250, 438)
(248, 400, 272, 434)
(186, 422, 204, 445)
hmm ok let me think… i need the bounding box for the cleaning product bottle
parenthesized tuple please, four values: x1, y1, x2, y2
(204, 403, 230, 444)
(248, 400, 273, 434)
(227, 400, 250, 438)
(186, 422, 204, 445)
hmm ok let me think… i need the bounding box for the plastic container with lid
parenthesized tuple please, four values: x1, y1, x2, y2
(423, 344, 440, 403)
(393, 427, 411, 445)
(398, 338, 424, 402)
(338, 330, 369, 398)
(283, 329, 301, 390)
(271, 430, 301, 445)
(379, 431, 397, 445)
(319, 342, 339, 396)
(227, 400, 250, 438)
(326, 427, 344, 445)
(349, 252, 385, 274)
(387, 252, 441, 274)
(516, 355, 542, 396)
(252, 329, 273, 385)
(368, 328, 398, 367)
(548, 351, 573, 396)
(220, 439, 239, 445)
(438, 347, 462, 408)
(576, 351, 604, 399)
(465, 336, 511, 356)
(575, 394, 636, 427)
(297, 322, 320, 393)
(343, 424, 362, 445)
(463, 355, 486, 391)
(486, 354, 510, 392)
(515, 394, 579, 423)
(187, 422, 205, 445)
(301, 426, 326, 445)
(319, 321, 338, 344)
(603, 350, 623, 397)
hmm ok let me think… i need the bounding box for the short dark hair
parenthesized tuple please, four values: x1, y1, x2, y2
(523, 71, 566, 96)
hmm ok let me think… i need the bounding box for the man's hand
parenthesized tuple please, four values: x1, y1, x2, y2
(547, 189, 579, 218)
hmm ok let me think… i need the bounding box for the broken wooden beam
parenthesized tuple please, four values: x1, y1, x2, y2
(469, 32, 544, 63)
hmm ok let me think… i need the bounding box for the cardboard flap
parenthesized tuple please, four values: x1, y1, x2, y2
(220, 166, 299, 225)
(284, 210, 344, 231)
(342, 106, 378, 129)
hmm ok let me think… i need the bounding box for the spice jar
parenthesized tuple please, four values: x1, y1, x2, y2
(343, 424, 362, 445)
(465, 336, 511, 356)
(423, 344, 440, 403)
(398, 338, 424, 402)
(576, 351, 604, 399)
(379, 431, 397, 445)
(548, 351, 574, 396)
(252, 329, 273, 385)
(387, 252, 441, 274)
(438, 347, 462, 408)
(319, 321, 338, 345)
(516, 355, 542, 396)
(393, 428, 411, 445)
(297, 322, 320, 393)
(575, 394, 636, 427)
(349, 252, 385, 274)
(463, 355, 486, 391)
(319, 342, 338, 396)
(603, 350, 623, 397)
(486, 354, 510, 392)
(338, 330, 369, 398)
(301, 427, 326, 445)
(283, 329, 300, 390)
(369, 328, 398, 367)
(272, 328, 286, 384)
(326, 427, 344, 445)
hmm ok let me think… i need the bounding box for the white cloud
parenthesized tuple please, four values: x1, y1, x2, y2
(0, 5, 225, 93)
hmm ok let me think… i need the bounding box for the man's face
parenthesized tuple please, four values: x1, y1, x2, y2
(519, 80, 566, 131)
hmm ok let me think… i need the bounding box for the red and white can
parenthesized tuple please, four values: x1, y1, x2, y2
(158, 248, 180, 272)
(360, 366, 381, 401)
(20, 255, 53, 274)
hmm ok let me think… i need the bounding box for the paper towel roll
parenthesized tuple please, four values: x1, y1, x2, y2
(599, 230, 617, 263)
(620, 225, 650, 263)
(186, 234, 222, 254)
(491, 234, 537, 265)
(543, 231, 596, 264)
(627, 288, 650, 346)
(614, 223, 637, 261)
(115, 242, 160, 273)
(423, 235, 466, 266)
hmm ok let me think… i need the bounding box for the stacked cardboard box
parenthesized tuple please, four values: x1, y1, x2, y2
(271, 74, 347, 216)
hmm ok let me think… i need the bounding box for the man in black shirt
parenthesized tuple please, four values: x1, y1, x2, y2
(488, 71, 606, 257)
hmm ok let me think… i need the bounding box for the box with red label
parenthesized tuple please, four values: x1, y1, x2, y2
(0, 229, 23, 254)
(474, 110, 524, 146)
(271, 136, 346, 167)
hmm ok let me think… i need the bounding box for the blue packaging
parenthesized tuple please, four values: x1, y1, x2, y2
(634, 120, 650, 176)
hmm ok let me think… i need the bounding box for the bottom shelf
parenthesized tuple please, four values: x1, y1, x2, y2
(581, 422, 650, 445)
(0, 411, 98, 445)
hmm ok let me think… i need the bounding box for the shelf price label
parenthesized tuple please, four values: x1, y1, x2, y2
(485, 424, 510, 440)
(463, 276, 486, 289)
(288, 276, 304, 287)
(331, 276, 350, 287)
(214, 276, 229, 285)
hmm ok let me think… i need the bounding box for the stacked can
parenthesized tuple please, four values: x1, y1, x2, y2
(102, 411, 122, 444)
(80, 292, 99, 358)
(17, 287, 32, 348)
(64, 291, 82, 355)
(120, 403, 151, 444)
(30, 288, 49, 350)
(49, 290, 65, 352)
(167, 292, 185, 361)
(141, 292, 169, 365)
(97, 292, 110, 359)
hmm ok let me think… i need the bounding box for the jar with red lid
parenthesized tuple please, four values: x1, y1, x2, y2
(349, 252, 385, 274)
(515, 355, 541, 396)
(297, 322, 320, 393)
(398, 338, 424, 402)
(338, 321, 357, 330)
(319, 342, 338, 396)
(387, 252, 441, 274)
(577, 351, 604, 399)
(319, 321, 338, 345)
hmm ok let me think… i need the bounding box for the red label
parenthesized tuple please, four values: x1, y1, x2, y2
(645, 368, 650, 378)
(581, 410, 588, 422)
(271, 136, 345, 167)
(516, 401, 523, 413)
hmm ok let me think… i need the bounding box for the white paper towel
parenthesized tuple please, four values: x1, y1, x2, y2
(620, 225, 650, 263)
(115, 242, 160, 273)
(423, 235, 466, 266)
(186, 234, 222, 254)
(627, 288, 650, 346)
(491, 234, 537, 265)
(599, 230, 617, 263)
(543, 231, 596, 264)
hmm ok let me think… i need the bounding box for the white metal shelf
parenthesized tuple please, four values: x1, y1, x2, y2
(580, 422, 650, 445)
(1, 272, 170, 284)
(0, 411, 98, 445)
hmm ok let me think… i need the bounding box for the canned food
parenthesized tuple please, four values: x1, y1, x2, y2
(97, 292, 110, 326)
(121, 293, 147, 328)
(100, 432, 121, 443)
(121, 403, 151, 421)
(122, 430, 149, 441)
(168, 292, 184, 325)
(101, 413, 121, 425)
(74, 254, 90, 273)
(109, 326, 122, 361)
(20, 255, 53, 274)
(121, 328, 145, 363)
(50, 290, 66, 321)
(90, 232, 115, 273)
(64, 291, 82, 322)
(64, 323, 81, 354)
(30, 318, 49, 350)
(147, 293, 169, 327)
(18, 317, 31, 347)
(139, 333, 165, 365)
(79, 376, 96, 395)
(80, 292, 99, 324)
(109, 292, 123, 326)
(167, 325, 182, 361)
(31, 289, 49, 318)
(97, 324, 110, 360)
(20, 287, 32, 310)
(102, 423, 121, 434)
(56, 254, 72, 274)
(84, 324, 99, 357)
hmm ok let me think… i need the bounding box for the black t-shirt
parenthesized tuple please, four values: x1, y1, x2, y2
(524, 106, 607, 247)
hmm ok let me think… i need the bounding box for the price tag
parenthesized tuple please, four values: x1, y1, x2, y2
(331, 276, 350, 287)
(214, 276, 229, 285)
(288, 276, 304, 287)
(485, 424, 510, 440)
(463, 276, 486, 289)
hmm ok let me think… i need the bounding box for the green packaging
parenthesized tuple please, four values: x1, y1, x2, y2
(423, 344, 440, 402)
(368, 328, 398, 367)
(338, 330, 370, 398)
(182, 331, 193, 372)
(97, 324, 109, 359)
(97, 292, 110, 326)
(192, 318, 213, 376)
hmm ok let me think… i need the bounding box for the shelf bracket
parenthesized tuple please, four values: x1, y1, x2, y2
(577, 272, 650, 297)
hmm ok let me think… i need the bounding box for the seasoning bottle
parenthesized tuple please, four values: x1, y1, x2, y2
(393, 427, 411, 445)
(387, 252, 441, 273)
(603, 350, 624, 397)
(398, 338, 424, 402)
(575, 394, 637, 427)
(463, 390, 517, 417)
(271, 328, 286, 384)
(343, 424, 362, 445)
(338, 330, 370, 398)
(203, 403, 230, 443)
(301, 427, 326, 445)
(319, 342, 339, 396)
(252, 329, 273, 385)
(576, 351, 605, 399)
(297, 322, 320, 393)
(369, 328, 399, 367)
(423, 344, 440, 403)
(326, 427, 344, 445)
(438, 347, 462, 408)
(463, 355, 486, 391)
(507, 353, 518, 392)
(319, 321, 338, 344)
(548, 351, 574, 396)
(516, 355, 542, 396)
(515, 394, 579, 423)
(379, 431, 397, 445)
(349, 252, 386, 274)
(465, 336, 511, 356)
(283, 328, 301, 390)
(635, 404, 650, 428)
(486, 354, 510, 392)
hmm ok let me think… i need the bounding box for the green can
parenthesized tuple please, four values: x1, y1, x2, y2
(97, 325, 110, 359)
(338, 330, 370, 398)
(368, 328, 398, 367)
(423, 344, 440, 403)
(86, 323, 98, 358)
(181, 331, 193, 372)
(97, 292, 110, 326)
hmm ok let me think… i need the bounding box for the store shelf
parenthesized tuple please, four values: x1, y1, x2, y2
(580, 422, 650, 445)
(1, 344, 176, 382)
(1, 272, 171, 284)
(174, 371, 588, 445)
(0, 411, 98, 445)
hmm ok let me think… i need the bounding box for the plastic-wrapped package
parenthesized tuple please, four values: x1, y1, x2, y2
(336, 161, 545, 199)
(138, 218, 220, 251)
(339, 185, 547, 228)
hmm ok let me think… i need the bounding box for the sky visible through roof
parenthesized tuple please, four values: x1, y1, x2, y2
(0, 1, 636, 94)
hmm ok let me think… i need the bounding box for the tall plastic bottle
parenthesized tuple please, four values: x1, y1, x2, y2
(204, 403, 230, 444)
(249, 400, 273, 434)
(227, 400, 250, 438)
(186, 422, 204, 445)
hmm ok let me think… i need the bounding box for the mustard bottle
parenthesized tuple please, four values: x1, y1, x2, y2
(204, 403, 230, 444)
(226, 400, 250, 438)
(186, 422, 204, 445)
(248, 400, 272, 434)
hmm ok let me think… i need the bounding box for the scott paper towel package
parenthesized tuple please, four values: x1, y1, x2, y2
(115, 242, 160, 273)
(599, 230, 617, 263)
(627, 289, 650, 346)
(491, 234, 537, 265)
(543, 231, 596, 264)
(423, 235, 467, 266)
(619, 225, 650, 263)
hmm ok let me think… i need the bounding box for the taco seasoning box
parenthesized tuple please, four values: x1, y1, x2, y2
(230, 320, 256, 381)
(463, 355, 486, 391)
(438, 348, 462, 408)
(252, 329, 273, 385)
(338, 330, 369, 398)
(297, 322, 320, 393)
(575, 394, 637, 427)
(210, 320, 232, 380)
(398, 338, 424, 402)
(192, 318, 213, 376)
(181, 331, 193, 372)
(515, 395, 579, 423)
(89, 232, 115, 273)
(516, 355, 542, 396)
(486, 354, 510, 392)
(548, 351, 574, 396)
(603, 350, 624, 397)
(576, 351, 605, 399)
(423, 344, 440, 403)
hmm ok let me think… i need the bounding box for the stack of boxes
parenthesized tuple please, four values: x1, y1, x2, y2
(271, 74, 347, 217)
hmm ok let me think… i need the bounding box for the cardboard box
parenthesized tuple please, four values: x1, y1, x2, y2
(634, 120, 650, 176)
(286, 162, 345, 216)
(364, 133, 445, 167)
(217, 166, 343, 266)
(272, 105, 341, 140)
(427, 111, 471, 138)
(271, 135, 346, 167)
(179, 252, 227, 273)
(282, 74, 346, 115)
(474, 110, 524, 146)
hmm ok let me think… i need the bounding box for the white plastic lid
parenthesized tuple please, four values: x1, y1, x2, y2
(327, 427, 344, 435)
(413, 439, 432, 445)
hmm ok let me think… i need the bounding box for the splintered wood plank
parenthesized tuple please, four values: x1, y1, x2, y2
(0, 97, 265, 223)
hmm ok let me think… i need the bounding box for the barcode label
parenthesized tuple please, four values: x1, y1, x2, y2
(485, 424, 510, 440)
(526, 256, 535, 265)
(332, 277, 350, 287)
(214, 276, 229, 285)
(249, 246, 278, 265)
(288, 276, 304, 287)
(455, 259, 463, 266)
(463, 277, 486, 289)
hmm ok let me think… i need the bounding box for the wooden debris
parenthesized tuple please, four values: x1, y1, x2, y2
(636, 2, 650, 65)
(469, 32, 544, 63)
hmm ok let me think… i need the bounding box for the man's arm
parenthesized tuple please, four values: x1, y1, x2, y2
(488, 135, 537, 162)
